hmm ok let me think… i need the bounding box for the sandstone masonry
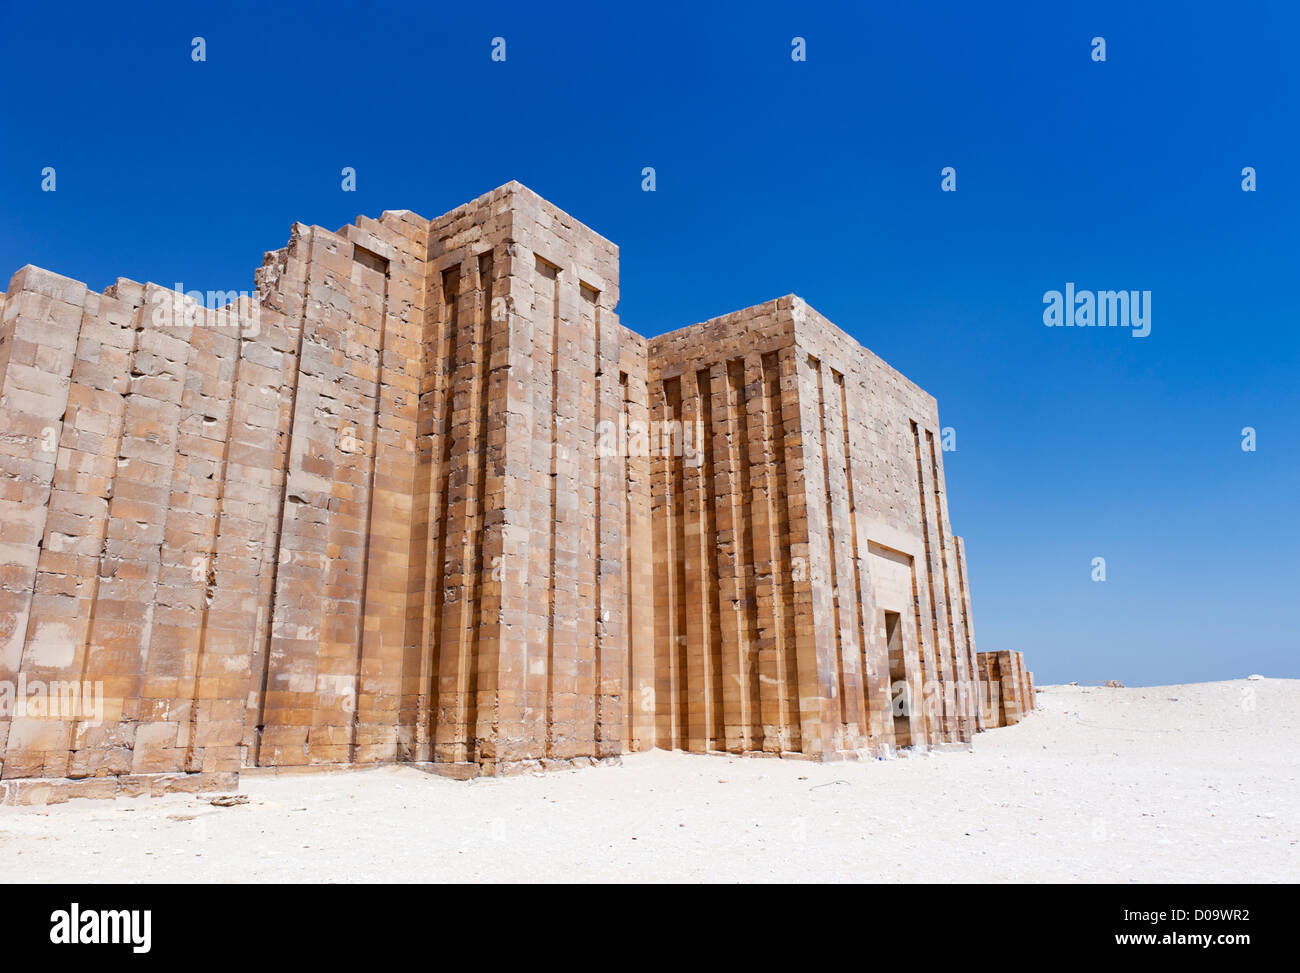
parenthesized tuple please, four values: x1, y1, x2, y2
(0, 183, 1033, 803)
(977, 650, 1036, 728)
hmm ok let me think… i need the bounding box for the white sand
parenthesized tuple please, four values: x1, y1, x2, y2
(2, 678, 1296, 883)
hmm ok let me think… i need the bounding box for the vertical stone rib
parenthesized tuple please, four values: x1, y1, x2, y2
(182, 303, 246, 773)
(759, 352, 800, 751)
(0, 270, 88, 779)
(398, 264, 434, 760)
(712, 361, 743, 749)
(665, 377, 688, 750)
(348, 265, 390, 761)
(697, 368, 723, 751)
(910, 420, 942, 743)
(592, 304, 603, 755)
(813, 358, 850, 747)
(591, 291, 621, 759)
(488, 241, 532, 768)
(650, 378, 670, 749)
(727, 360, 762, 751)
(839, 372, 878, 748)
(542, 258, 560, 758)
(467, 251, 493, 760)
(786, 351, 828, 757)
(435, 254, 491, 764)
(253, 229, 327, 767)
(906, 560, 928, 746)
(3, 280, 119, 780)
(955, 535, 981, 731)
(468, 249, 505, 766)
(637, 374, 654, 750)
(574, 282, 599, 757)
(54, 294, 138, 779)
(77, 284, 191, 775)
(747, 355, 780, 750)
(423, 265, 459, 758)
(523, 256, 555, 760)
(621, 373, 632, 743)
(927, 430, 965, 738)
(681, 374, 703, 752)
(436, 251, 494, 762)
(820, 368, 866, 748)
(621, 357, 653, 754)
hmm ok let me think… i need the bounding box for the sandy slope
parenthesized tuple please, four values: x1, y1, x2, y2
(1, 678, 1296, 883)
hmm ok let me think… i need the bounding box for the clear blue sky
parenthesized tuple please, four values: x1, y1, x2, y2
(2, 1, 1296, 686)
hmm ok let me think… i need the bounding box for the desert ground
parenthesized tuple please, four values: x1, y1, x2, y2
(2, 678, 1296, 883)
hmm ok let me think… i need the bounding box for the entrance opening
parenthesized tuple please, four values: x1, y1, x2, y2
(883, 610, 911, 747)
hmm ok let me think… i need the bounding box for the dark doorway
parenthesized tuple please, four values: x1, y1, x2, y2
(883, 610, 911, 747)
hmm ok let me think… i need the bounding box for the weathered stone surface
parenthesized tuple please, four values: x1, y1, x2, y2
(977, 649, 1036, 727)
(0, 182, 1028, 801)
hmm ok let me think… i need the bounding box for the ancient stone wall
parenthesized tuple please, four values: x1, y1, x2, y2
(976, 650, 1035, 727)
(0, 182, 1027, 802)
(647, 299, 801, 755)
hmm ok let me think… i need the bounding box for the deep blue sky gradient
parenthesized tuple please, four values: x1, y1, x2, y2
(2, 1, 1296, 685)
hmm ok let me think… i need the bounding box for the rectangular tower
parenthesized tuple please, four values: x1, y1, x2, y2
(644, 296, 982, 758)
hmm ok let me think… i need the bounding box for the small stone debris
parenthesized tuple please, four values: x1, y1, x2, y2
(810, 779, 851, 792)
(1105, 679, 1125, 688)
(209, 794, 249, 807)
